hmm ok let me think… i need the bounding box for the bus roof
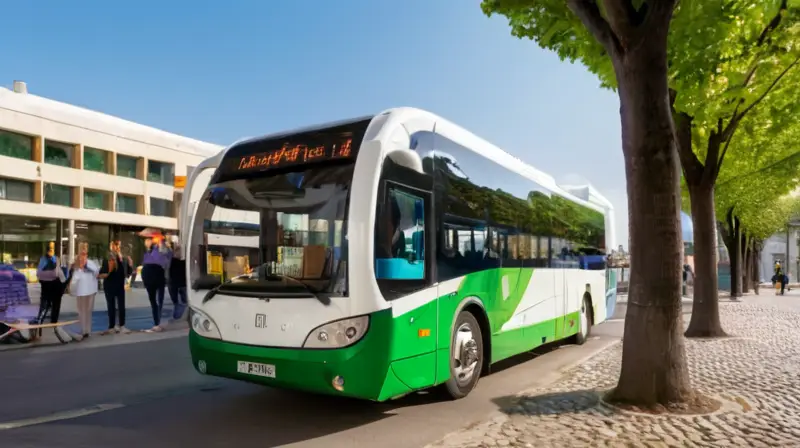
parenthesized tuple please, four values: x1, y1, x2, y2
(208, 107, 612, 215)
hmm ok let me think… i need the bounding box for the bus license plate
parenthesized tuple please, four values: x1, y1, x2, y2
(237, 361, 276, 378)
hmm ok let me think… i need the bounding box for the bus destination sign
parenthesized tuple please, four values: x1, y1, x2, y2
(236, 138, 353, 172)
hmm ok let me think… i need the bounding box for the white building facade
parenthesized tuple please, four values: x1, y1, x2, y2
(0, 81, 221, 276)
(759, 229, 799, 283)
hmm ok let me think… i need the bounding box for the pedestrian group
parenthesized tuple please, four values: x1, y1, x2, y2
(35, 232, 188, 340)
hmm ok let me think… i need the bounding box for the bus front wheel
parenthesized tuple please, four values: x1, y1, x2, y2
(444, 311, 484, 400)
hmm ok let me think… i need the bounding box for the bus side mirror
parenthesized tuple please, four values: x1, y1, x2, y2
(387, 149, 424, 174)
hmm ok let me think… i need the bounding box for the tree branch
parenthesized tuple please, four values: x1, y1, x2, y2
(601, 0, 638, 48)
(700, 118, 724, 183)
(566, 0, 623, 56)
(757, 0, 788, 47)
(720, 99, 744, 142)
(670, 91, 703, 184)
(735, 55, 800, 122)
(716, 149, 800, 189)
(713, 55, 800, 175)
(740, 0, 789, 89)
(716, 100, 746, 177)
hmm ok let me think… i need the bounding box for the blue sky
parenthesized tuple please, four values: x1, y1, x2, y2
(1, 0, 627, 247)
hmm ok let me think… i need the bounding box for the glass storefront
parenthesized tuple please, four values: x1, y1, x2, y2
(0, 217, 62, 282)
(113, 225, 147, 268)
(75, 222, 110, 265)
(0, 216, 159, 282)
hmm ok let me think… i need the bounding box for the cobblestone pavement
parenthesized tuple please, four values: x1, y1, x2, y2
(428, 295, 800, 448)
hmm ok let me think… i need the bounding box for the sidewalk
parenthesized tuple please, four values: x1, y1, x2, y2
(2, 283, 188, 349)
(428, 292, 800, 447)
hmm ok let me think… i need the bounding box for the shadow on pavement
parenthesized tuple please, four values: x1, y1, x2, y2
(491, 388, 617, 419)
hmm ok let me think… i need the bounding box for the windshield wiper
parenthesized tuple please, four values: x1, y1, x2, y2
(202, 273, 251, 304)
(202, 265, 331, 306)
(256, 269, 332, 306)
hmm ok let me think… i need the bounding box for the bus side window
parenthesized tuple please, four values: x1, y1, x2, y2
(374, 187, 426, 280)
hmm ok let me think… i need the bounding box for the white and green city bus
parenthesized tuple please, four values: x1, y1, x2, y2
(180, 107, 618, 401)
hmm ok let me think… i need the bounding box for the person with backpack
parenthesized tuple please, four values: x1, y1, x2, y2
(36, 241, 66, 323)
(772, 262, 788, 296)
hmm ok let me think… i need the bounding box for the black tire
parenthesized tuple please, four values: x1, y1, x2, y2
(444, 311, 484, 400)
(575, 296, 592, 345)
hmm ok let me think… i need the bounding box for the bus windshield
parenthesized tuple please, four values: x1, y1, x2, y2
(190, 163, 352, 297)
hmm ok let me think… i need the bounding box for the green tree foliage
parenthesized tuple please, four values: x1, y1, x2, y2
(715, 109, 800, 241)
(485, 0, 800, 337)
(674, 0, 800, 193)
(672, 1, 799, 327)
(736, 195, 797, 241)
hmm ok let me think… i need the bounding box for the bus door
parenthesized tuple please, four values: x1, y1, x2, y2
(374, 157, 437, 389)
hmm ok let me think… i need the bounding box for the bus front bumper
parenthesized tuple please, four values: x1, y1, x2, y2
(188, 310, 402, 401)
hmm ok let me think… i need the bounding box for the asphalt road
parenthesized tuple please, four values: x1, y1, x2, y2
(0, 304, 651, 448)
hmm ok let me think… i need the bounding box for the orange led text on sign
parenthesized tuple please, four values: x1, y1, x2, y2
(333, 139, 352, 158)
(236, 138, 354, 172)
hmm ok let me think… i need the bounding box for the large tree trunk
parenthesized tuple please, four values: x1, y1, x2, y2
(730, 217, 742, 297)
(684, 184, 726, 337)
(742, 233, 751, 294)
(720, 210, 741, 298)
(606, 42, 692, 405)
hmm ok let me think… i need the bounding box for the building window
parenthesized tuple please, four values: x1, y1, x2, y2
(117, 155, 138, 179)
(83, 147, 110, 173)
(44, 140, 74, 167)
(150, 197, 173, 217)
(44, 183, 72, 206)
(0, 217, 59, 270)
(0, 177, 34, 202)
(83, 189, 110, 211)
(116, 194, 138, 214)
(0, 129, 33, 161)
(147, 160, 174, 185)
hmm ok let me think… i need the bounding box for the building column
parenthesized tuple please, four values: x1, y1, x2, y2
(67, 219, 76, 264)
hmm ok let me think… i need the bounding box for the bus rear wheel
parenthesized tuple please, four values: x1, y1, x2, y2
(444, 311, 483, 400)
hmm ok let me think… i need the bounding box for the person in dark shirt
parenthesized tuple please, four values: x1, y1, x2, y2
(168, 244, 188, 322)
(98, 240, 133, 334)
(36, 241, 65, 323)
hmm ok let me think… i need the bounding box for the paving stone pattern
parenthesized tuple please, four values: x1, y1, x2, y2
(428, 296, 800, 448)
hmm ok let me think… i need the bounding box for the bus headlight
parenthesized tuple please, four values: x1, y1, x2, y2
(303, 316, 369, 349)
(189, 307, 221, 340)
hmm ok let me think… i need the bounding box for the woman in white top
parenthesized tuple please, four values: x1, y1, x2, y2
(70, 251, 100, 339)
